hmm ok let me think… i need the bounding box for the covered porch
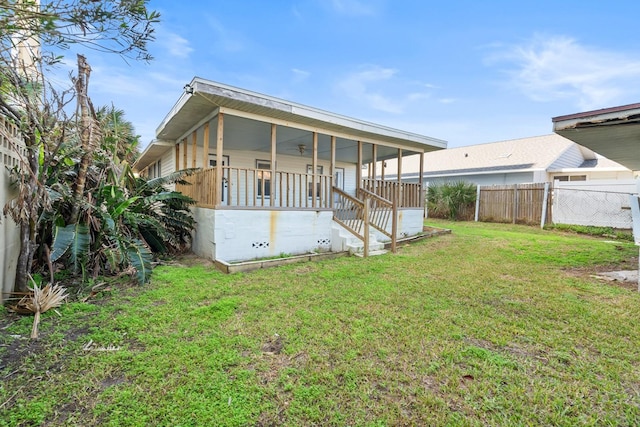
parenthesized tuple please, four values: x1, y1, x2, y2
(169, 111, 427, 255)
(135, 78, 446, 262)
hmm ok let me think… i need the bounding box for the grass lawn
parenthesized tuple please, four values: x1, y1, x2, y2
(1, 220, 640, 426)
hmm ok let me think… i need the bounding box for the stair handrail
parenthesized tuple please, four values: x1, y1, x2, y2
(332, 187, 366, 244)
(357, 188, 397, 253)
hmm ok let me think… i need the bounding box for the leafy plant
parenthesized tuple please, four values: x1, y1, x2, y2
(0, 1, 159, 292)
(427, 181, 477, 220)
(37, 109, 196, 285)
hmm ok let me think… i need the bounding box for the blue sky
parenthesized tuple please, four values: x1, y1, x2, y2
(59, 0, 640, 149)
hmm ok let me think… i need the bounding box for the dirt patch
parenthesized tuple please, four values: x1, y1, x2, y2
(166, 252, 215, 267)
(563, 257, 639, 292)
(261, 334, 284, 355)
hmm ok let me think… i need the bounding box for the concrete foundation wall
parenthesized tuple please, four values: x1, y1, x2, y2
(191, 207, 334, 263)
(370, 208, 424, 242)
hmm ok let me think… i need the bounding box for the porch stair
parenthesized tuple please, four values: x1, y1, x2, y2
(331, 221, 387, 256)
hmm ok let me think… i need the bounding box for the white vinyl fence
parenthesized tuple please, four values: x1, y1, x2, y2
(552, 179, 639, 229)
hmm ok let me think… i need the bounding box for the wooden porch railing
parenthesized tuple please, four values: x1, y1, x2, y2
(357, 188, 397, 253)
(362, 178, 423, 208)
(333, 187, 397, 256)
(177, 167, 217, 208)
(176, 167, 333, 209)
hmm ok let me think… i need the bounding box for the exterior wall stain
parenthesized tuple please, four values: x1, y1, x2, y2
(269, 210, 279, 255)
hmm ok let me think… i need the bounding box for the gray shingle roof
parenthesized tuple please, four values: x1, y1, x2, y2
(422, 134, 574, 173)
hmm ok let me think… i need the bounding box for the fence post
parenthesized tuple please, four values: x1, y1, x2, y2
(512, 184, 518, 224)
(540, 182, 550, 228)
(629, 194, 640, 292)
(475, 184, 481, 222)
(424, 182, 429, 219)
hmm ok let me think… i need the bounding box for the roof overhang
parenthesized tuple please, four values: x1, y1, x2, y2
(133, 140, 173, 171)
(552, 103, 640, 171)
(156, 77, 447, 152)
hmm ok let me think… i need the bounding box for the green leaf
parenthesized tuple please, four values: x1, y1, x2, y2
(126, 239, 153, 284)
(110, 196, 140, 218)
(50, 223, 90, 273)
(50, 225, 73, 263)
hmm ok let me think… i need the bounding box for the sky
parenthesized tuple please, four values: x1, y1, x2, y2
(53, 0, 640, 150)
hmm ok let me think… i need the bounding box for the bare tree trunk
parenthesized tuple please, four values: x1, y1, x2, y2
(69, 54, 99, 224)
(13, 132, 41, 292)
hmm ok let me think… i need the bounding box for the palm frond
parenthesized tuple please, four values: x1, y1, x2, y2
(20, 282, 68, 339)
(145, 168, 200, 190)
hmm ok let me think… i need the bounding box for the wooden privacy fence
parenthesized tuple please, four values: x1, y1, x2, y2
(476, 183, 552, 226)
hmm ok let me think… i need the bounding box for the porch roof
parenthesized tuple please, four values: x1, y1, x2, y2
(552, 103, 640, 171)
(156, 77, 445, 151)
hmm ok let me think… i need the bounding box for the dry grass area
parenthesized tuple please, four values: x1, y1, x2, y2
(1, 220, 639, 426)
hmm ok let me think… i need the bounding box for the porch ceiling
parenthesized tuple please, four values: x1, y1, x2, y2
(155, 77, 446, 163)
(552, 103, 640, 171)
(222, 115, 407, 163)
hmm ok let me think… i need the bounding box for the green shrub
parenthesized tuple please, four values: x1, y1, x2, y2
(427, 181, 477, 220)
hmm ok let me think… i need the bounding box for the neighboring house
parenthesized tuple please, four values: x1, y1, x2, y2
(0, 118, 22, 303)
(0, 24, 38, 303)
(381, 134, 633, 186)
(552, 103, 640, 172)
(133, 78, 446, 264)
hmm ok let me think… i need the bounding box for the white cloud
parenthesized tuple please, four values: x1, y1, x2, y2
(336, 65, 439, 114)
(156, 30, 193, 59)
(337, 65, 403, 113)
(489, 35, 640, 110)
(291, 68, 311, 83)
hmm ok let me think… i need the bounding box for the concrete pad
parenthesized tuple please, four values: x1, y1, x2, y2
(595, 270, 639, 283)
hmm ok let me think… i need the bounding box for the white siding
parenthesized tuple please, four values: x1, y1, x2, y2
(160, 148, 175, 176)
(426, 172, 536, 187)
(0, 121, 22, 302)
(548, 145, 584, 170)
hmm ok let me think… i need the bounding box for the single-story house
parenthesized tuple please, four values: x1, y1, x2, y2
(552, 103, 640, 172)
(380, 134, 633, 186)
(133, 78, 447, 264)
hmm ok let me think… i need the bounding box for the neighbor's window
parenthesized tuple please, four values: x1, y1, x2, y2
(256, 160, 271, 197)
(554, 175, 587, 182)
